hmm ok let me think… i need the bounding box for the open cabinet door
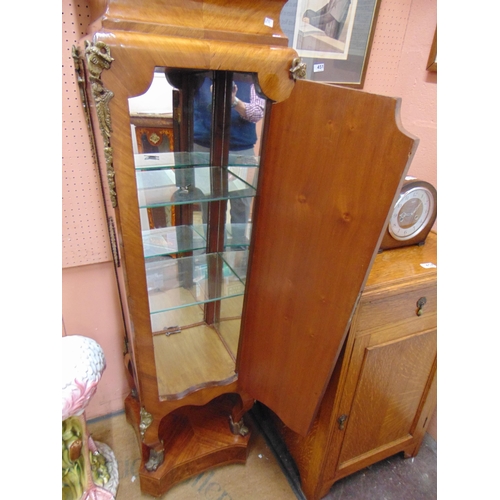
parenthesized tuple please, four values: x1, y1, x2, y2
(237, 79, 418, 436)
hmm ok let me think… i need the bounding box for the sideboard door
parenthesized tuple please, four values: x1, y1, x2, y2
(237, 79, 419, 436)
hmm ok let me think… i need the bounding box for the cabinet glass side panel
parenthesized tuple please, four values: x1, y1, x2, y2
(215, 250, 248, 358)
(193, 223, 253, 250)
(218, 297, 244, 359)
(146, 252, 247, 332)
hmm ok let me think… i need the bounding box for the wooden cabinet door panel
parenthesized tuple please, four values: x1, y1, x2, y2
(237, 80, 418, 436)
(338, 328, 437, 469)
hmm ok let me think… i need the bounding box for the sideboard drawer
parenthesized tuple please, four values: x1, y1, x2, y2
(353, 283, 437, 338)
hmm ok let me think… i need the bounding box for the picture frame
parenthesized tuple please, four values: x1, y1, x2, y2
(427, 29, 437, 72)
(279, 0, 381, 87)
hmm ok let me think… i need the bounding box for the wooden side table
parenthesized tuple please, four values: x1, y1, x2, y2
(266, 232, 437, 500)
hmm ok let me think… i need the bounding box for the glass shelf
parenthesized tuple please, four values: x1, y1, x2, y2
(135, 152, 210, 170)
(228, 153, 260, 167)
(142, 225, 206, 258)
(146, 250, 248, 321)
(134, 151, 259, 171)
(136, 166, 257, 209)
(192, 223, 252, 249)
(142, 223, 252, 259)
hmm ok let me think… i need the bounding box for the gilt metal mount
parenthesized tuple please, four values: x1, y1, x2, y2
(229, 415, 249, 436)
(145, 449, 165, 472)
(290, 57, 307, 80)
(139, 407, 153, 439)
(83, 41, 117, 207)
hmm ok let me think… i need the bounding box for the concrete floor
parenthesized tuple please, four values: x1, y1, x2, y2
(251, 404, 437, 500)
(322, 434, 437, 500)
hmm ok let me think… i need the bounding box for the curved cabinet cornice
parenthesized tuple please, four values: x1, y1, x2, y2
(86, 0, 297, 102)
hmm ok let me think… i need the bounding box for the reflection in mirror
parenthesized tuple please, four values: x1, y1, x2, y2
(128, 69, 267, 398)
(192, 72, 265, 249)
(129, 69, 176, 231)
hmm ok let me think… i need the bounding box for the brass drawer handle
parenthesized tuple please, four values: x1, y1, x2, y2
(416, 297, 427, 316)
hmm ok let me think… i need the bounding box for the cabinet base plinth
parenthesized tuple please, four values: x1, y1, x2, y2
(125, 394, 251, 497)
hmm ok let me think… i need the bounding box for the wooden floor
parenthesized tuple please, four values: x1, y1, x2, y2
(88, 408, 437, 500)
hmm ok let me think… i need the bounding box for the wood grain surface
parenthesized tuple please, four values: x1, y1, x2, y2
(237, 80, 418, 436)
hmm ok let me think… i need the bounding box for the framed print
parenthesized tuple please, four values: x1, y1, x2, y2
(427, 29, 437, 72)
(280, 0, 381, 87)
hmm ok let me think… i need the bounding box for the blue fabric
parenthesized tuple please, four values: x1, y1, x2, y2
(193, 78, 258, 151)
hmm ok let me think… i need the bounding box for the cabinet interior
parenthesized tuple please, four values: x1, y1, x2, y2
(129, 68, 266, 400)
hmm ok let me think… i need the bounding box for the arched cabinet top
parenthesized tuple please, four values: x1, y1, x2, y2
(85, 0, 298, 102)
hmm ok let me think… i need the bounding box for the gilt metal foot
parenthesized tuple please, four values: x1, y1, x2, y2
(229, 415, 249, 436)
(145, 449, 164, 472)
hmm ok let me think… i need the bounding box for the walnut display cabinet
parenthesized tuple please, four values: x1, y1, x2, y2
(74, 1, 419, 496)
(265, 232, 437, 500)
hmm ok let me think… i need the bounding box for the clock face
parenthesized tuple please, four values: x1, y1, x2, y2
(388, 186, 435, 241)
